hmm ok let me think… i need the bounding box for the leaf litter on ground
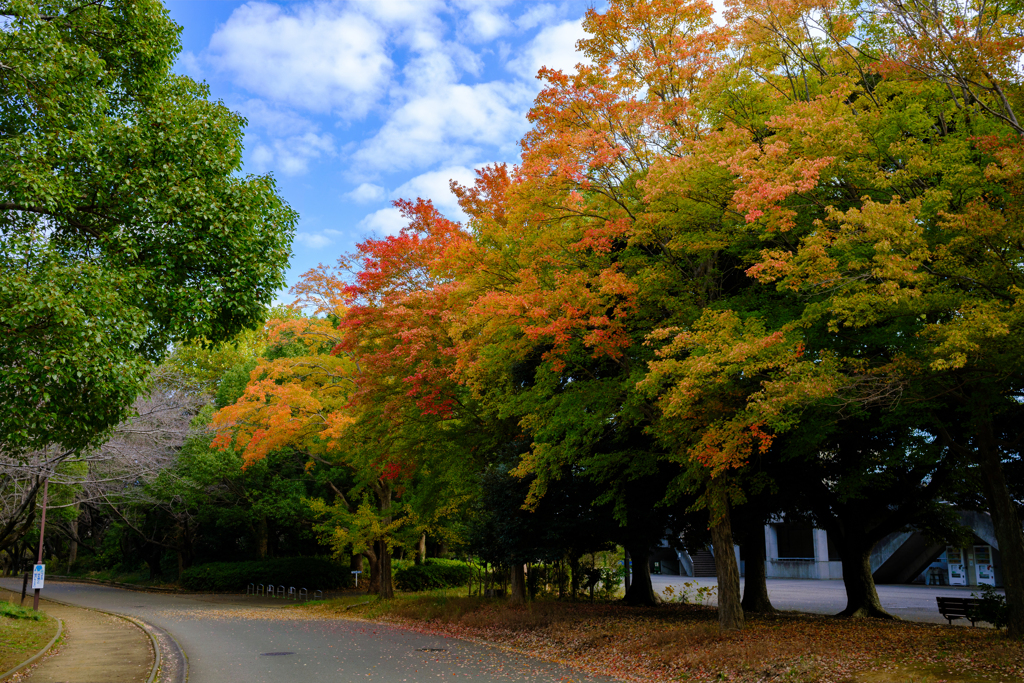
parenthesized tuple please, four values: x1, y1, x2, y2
(290, 595, 1023, 683)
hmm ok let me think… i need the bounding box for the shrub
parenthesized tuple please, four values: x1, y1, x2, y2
(969, 585, 1009, 629)
(180, 557, 348, 592)
(394, 558, 475, 592)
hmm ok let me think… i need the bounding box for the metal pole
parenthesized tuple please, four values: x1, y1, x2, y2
(33, 478, 49, 611)
(624, 550, 631, 594)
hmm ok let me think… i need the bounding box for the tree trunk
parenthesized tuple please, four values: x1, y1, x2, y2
(363, 548, 380, 595)
(741, 525, 775, 613)
(144, 546, 162, 580)
(975, 434, 1024, 638)
(837, 538, 896, 619)
(710, 491, 744, 631)
(568, 553, 581, 600)
(416, 532, 426, 566)
(622, 544, 659, 605)
(177, 550, 185, 582)
(509, 563, 526, 604)
(378, 540, 394, 600)
(256, 516, 268, 559)
(67, 503, 80, 571)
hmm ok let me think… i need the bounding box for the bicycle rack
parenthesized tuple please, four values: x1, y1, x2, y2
(250, 581, 318, 602)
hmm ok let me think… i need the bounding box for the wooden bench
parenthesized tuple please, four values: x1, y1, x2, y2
(936, 596, 982, 626)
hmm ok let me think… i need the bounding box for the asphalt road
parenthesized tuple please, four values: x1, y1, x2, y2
(0, 580, 611, 683)
(650, 575, 1002, 624)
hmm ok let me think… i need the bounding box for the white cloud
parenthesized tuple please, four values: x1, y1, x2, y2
(178, 51, 202, 79)
(506, 19, 591, 80)
(392, 165, 486, 217)
(712, 0, 728, 25)
(294, 232, 334, 249)
(345, 183, 387, 203)
(207, 2, 393, 116)
(352, 82, 532, 171)
(514, 3, 558, 30)
(402, 50, 461, 94)
(359, 207, 408, 236)
(249, 132, 335, 176)
(463, 6, 511, 42)
(234, 99, 318, 137)
(359, 0, 445, 25)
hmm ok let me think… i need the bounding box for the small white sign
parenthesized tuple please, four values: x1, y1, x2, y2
(32, 564, 45, 590)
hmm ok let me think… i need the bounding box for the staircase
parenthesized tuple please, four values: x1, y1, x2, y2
(691, 549, 717, 577)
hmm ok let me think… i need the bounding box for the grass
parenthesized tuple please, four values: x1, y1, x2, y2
(297, 593, 1024, 683)
(0, 598, 58, 674)
(0, 601, 44, 620)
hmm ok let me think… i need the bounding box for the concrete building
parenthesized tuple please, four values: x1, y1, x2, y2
(650, 510, 1004, 587)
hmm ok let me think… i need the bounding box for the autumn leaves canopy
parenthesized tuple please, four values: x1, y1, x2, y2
(211, 0, 1024, 634)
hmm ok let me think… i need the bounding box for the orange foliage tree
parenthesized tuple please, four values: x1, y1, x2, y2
(216, 0, 1024, 636)
(212, 199, 487, 599)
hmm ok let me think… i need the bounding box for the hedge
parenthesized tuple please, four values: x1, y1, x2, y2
(394, 558, 475, 591)
(180, 557, 348, 592)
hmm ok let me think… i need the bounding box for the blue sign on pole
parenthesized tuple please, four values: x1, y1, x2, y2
(32, 564, 45, 590)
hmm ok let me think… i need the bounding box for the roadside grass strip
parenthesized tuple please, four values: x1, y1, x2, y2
(0, 599, 60, 676)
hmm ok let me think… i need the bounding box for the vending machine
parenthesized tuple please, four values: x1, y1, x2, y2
(975, 545, 996, 586)
(947, 547, 967, 586)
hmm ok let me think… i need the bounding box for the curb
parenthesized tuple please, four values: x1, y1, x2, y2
(0, 616, 62, 682)
(138, 620, 188, 683)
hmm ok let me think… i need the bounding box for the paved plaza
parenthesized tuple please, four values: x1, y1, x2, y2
(650, 575, 999, 625)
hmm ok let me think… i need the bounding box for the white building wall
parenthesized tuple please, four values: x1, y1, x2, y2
(812, 528, 830, 579)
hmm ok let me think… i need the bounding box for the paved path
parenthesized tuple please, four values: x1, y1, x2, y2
(0, 580, 611, 683)
(0, 588, 152, 683)
(650, 575, 1001, 624)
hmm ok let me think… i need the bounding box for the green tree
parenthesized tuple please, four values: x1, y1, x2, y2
(0, 0, 297, 457)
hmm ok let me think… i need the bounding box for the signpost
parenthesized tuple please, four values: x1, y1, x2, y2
(32, 564, 45, 590)
(33, 478, 49, 611)
(351, 570, 362, 588)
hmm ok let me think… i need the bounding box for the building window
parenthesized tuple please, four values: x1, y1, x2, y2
(775, 524, 814, 559)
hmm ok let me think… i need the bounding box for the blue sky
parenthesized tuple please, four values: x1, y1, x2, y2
(164, 0, 595, 297)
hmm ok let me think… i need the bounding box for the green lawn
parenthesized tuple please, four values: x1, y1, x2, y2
(0, 598, 58, 674)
